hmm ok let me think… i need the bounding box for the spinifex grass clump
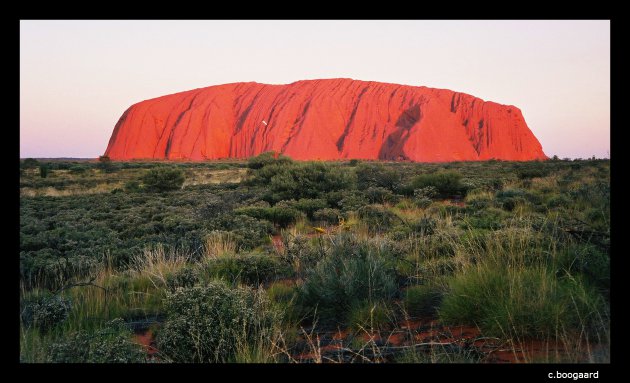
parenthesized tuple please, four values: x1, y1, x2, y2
(439, 221, 607, 341)
(439, 265, 604, 339)
(298, 233, 398, 326)
(403, 284, 443, 318)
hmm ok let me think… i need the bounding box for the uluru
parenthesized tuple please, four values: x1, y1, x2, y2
(104, 78, 547, 162)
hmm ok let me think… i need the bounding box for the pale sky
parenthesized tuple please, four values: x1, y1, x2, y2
(20, 20, 610, 159)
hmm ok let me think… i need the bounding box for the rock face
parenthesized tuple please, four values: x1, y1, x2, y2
(105, 78, 546, 161)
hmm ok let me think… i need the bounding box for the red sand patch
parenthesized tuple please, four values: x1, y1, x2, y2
(332, 329, 349, 340)
(384, 332, 406, 346)
(133, 329, 159, 357)
(290, 319, 602, 363)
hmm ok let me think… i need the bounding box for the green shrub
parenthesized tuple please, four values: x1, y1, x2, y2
(355, 163, 401, 191)
(39, 165, 49, 178)
(313, 208, 341, 224)
(268, 162, 356, 202)
(210, 214, 274, 250)
(141, 167, 185, 192)
(336, 191, 369, 211)
(364, 186, 398, 204)
(403, 285, 442, 318)
(247, 151, 293, 170)
(413, 186, 438, 207)
(463, 207, 507, 230)
(156, 283, 278, 363)
(21, 293, 72, 333)
(495, 188, 528, 211)
(357, 204, 399, 232)
(292, 198, 328, 219)
(22, 158, 39, 169)
(166, 266, 201, 291)
(465, 190, 494, 210)
(234, 204, 302, 228)
(124, 180, 142, 193)
(278, 233, 322, 279)
(248, 163, 289, 186)
(204, 253, 290, 285)
(97, 155, 115, 173)
(69, 164, 87, 174)
(517, 167, 549, 180)
(48, 319, 146, 363)
(408, 217, 436, 236)
(411, 171, 467, 198)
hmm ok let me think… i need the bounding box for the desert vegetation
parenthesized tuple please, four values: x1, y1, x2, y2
(20, 155, 609, 363)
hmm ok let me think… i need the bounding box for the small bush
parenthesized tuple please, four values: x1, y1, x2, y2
(97, 155, 115, 173)
(364, 186, 398, 204)
(313, 208, 342, 225)
(278, 233, 322, 279)
(48, 319, 146, 363)
(166, 266, 201, 291)
(267, 162, 356, 202)
(210, 215, 274, 250)
(69, 164, 87, 174)
(355, 163, 401, 191)
(336, 191, 369, 212)
(546, 194, 571, 209)
(357, 204, 399, 232)
(496, 188, 528, 211)
(408, 217, 436, 236)
(124, 180, 142, 193)
(292, 198, 328, 219)
(39, 165, 49, 178)
(465, 190, 494, 210)
(247, 151, 293, 170)
(463, 207, 506, 230)
(21, 293, 72, 333)
(22, 158, 39, 169)
(156, 283, 278, 363)
(413, 186, 438, 208)
(204, 253, 290, 285)
(411, 171, 467, 198)
(235, 205, 302, 228)
(142, 167, 185, 192)
(517, 167, 549, 180)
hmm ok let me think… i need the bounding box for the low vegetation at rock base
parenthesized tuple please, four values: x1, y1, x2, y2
(20, 154, 610, 363)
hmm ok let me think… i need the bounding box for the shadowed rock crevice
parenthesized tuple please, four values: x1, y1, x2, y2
(336, 85, 370, 152)
(379, 104, 421, 160)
